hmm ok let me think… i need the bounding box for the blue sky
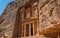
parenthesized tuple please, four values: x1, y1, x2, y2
(0, 0, 14, 16)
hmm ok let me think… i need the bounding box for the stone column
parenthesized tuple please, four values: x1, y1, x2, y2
(36, 22, 39, 36)
(58, 34, 60, 38)
(24, 24, 26, 37)
(29, 24, 31, 36)
(21, 25, 23, 37)
(33, 23, 35, 36)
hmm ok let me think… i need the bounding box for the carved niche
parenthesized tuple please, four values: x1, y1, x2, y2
(32, 2, 38, 18)
(20, 7, 25, 21)
(26, 5, 31, 18)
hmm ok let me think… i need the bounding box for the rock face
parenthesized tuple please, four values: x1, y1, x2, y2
(0, 1, 16, 38)
(38, 0, 60, 32)
(0, 0, 60, 38)
(0, 1, 18, 38)
(0, 0, 29, 38)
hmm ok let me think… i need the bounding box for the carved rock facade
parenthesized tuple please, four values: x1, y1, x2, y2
(0, 0, 60, 38)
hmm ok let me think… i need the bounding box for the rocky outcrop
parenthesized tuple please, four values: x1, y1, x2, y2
(0, 0, 60, 38)
(38, 0, 60, 32)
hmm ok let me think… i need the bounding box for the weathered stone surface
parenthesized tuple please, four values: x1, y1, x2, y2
(0, 0, 60, 38)
(38, 0, 60, 32)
